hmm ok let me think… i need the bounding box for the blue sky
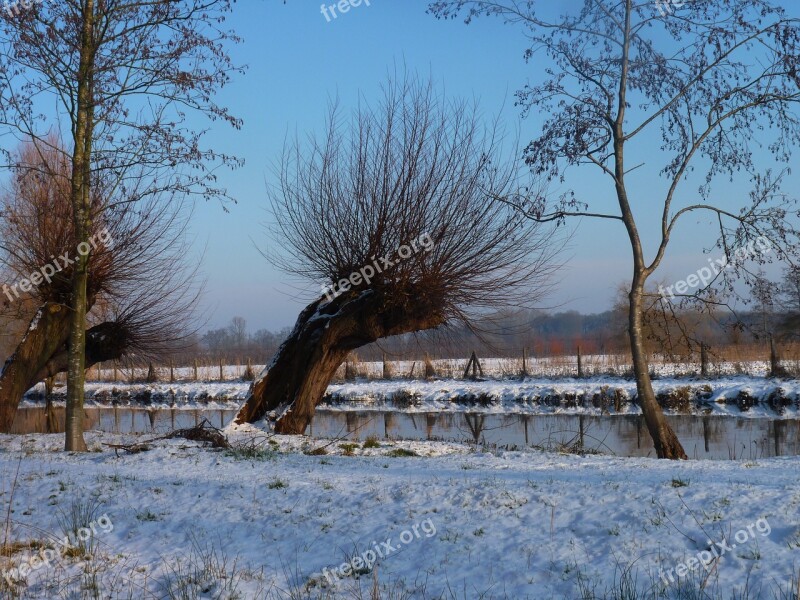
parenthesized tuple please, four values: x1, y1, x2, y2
(193, 0, 796, 331)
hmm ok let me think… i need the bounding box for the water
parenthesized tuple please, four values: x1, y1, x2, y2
(11, 406, 799, 460)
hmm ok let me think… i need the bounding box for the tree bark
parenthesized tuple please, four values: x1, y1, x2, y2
(0, 309, 127, 433)
(236, 291, 445, 434)
(629, 283, 688, 459)
(32, 321, 129, 384)
(65, 0, 95, 452)
(611, 15, 686, 460)
(0, 303, 72, 432)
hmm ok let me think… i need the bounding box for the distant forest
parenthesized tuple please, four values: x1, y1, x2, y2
(185, 307, 798, 365)
(4, 280, 798, 367)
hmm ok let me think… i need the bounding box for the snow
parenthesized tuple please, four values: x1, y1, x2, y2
(0, 430, 798, 598)
(324, 376, 800, 418)
(23, 375, 800, 419)
(88, 356, 781, 383)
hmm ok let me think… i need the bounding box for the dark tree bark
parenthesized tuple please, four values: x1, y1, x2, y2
(236, 291, 445, 434)
(0, 303, 71, 432)
(629, 284, 687, 459)
(32, 321, 130, 384)
(0, 305, 130, 433)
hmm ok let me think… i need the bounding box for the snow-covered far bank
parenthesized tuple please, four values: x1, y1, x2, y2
(0, 430, 798, 599)
(324, 377, 800, 418)
(22, 375, 800, 419)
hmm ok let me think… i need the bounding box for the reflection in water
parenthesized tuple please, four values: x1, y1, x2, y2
(11, 407, 799, 460)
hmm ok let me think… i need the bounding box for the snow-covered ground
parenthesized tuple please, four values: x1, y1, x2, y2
(0, 427, 798, 599)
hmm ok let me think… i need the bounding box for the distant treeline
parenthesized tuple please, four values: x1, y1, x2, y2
(4, 297, 797, 368)
(185, 304, 799, 365)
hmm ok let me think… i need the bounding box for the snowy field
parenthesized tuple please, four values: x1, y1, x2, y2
(85, 356, 782, 384)
(1, 425, 799, 599)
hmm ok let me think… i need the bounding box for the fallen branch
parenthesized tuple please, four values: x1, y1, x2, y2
(103, 419, 230, 455)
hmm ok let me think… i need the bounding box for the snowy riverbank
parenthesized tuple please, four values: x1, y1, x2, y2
(0, 427, 798, 599)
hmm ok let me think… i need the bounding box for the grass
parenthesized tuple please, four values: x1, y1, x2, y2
(136, 509, 161, 522)
(305, 447, 329, 456)
(161, 533, 244, 600)
(224, 438, 277, 461)
(362, 436, 381, 449)
(565, 557, 800, 600)
(55, 496, 103, 557)
(339, 443, 359, 456)
(385, 448, 418, 458)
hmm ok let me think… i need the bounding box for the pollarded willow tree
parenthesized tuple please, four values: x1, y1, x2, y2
(430, 0, 800, 459)
(0, 0, 242, 450)
(236, 78, 561, 433)
(0, 139, 200, 433)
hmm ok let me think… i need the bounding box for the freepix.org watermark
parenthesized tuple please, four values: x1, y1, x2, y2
(320, 0, 370, 22)
(658, 236, 773, 300)
(659, 517, 771, 586)
(322, 517, 436, 585)
(1, 514, 114, 586)
(2, 0, 44, 18)
(321, 233, 433, 303)
(2, 228, 113, 304)
(654, 0, 687, 17)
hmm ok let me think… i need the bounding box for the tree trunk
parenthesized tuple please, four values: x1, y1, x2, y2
(65, 0, 95, 452)
(629, 284, 687, 459)
(236, 291, 445, 434)
(0, 303, 72, 432)
(611, 59, 686, 459)
(33, 321, 129, 384)
(0, 313, 127, 433)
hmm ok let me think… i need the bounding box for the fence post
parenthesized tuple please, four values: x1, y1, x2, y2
(463, 351, 484, 380)
(769, 334, 784, 377)
(577, 346, 583, 378)
(45, 376, 58, 433)
(522, 347, 529, 377)
(146, 362, 158, 383)
(382, 353, 392, 379)
(424, 353, 437, 379)
(700, 343, 709, 377)
(243, 357, 255, 381)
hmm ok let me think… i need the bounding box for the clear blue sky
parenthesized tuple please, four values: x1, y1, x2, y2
(193, 1, 796, 331)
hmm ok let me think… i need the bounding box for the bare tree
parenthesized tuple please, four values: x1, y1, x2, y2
(229, 317, 248, 352)
(775, 265, 800, 339)
(430, 0, 800, 458)
(0, 0, 241, 450)
(235, 77, 561, 433)
(751, 271, 775, 340)
(0, 139, 200, 432)
(779, 265, 800, 313)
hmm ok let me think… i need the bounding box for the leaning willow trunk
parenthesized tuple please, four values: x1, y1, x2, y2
(0, 304, 129, 433)
(629, 285, 687, 459)
(236, 290, 445, 434)
(0, 303, 72, 432)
